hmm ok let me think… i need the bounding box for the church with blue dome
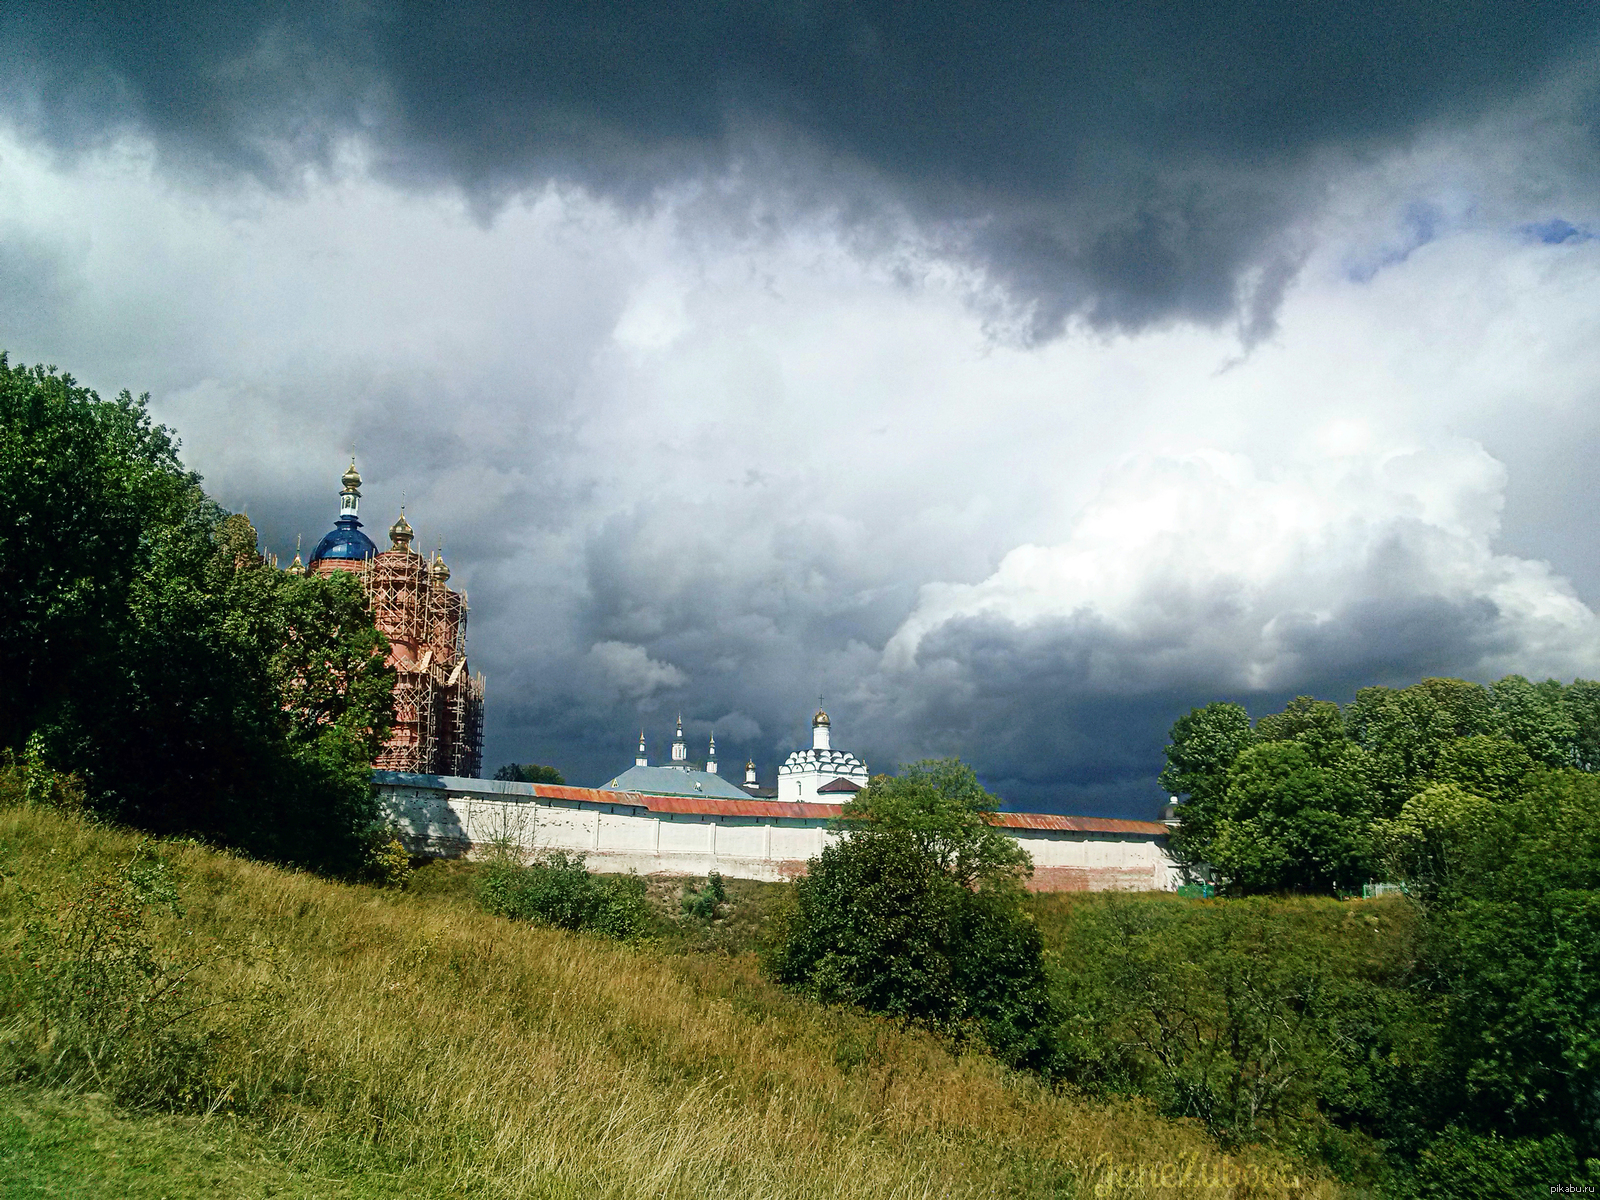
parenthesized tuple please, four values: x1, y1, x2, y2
(293, 459, 485, 777)
(306, 459, 379, 569)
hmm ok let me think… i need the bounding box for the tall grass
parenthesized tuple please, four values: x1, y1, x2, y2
(0, 802, 1339, 1198)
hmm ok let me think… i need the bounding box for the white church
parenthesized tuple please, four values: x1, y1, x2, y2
(776, 708, 870, 801)
(600, 707, 871, 803)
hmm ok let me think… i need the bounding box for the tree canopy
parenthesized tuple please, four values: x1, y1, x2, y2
(836, 758, 1031, 888)
(492, 763, 565, 785)
(1164, 675, 1600, 895)
(0, 355, 394, 874)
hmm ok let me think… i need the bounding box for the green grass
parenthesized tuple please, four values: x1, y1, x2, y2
(0, 804, 1341, 1199)
(0, 1087, 402, 1199)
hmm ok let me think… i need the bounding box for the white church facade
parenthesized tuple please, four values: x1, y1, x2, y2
(777, 708, 870, 801)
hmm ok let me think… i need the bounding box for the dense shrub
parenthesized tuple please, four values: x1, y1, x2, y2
(1047, 893, 1430, 1162)
(1401, 1129, 1592, 1200)
(681, 871, 726, 921)
(476, 849, 650, 940)
(767, 761, 1054, 1069)
(1412, 770, 1600, 1161)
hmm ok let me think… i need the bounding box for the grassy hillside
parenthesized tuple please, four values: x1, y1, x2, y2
(0, 802, 1337, 1198)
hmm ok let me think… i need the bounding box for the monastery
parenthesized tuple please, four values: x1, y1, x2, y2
(376, 702, 1179, 892)
(306, 457, 1179, 891)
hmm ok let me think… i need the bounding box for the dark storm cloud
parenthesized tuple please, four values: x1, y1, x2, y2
(890, 588, 1538, 816)
(4, 1, 1596, 336)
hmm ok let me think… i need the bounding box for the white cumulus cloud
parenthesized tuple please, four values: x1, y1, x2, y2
(886, 438, 1600, 695)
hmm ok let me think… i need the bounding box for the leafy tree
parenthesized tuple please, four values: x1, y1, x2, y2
(0, 357, 195, 751)
(1391, 770, 1600, 1164)
(1209, 741, 1373, 895)
(1490, 675, 1577, 768)
(0, 356, 394, 875)
(1253, 695, 1349, 762)
(492, 763, 565, 785)
(837, 758, 1030, 887)
(1345, 679, 1502, 814)
(1160, 702, 1255, 868)
(1429, 735, 1533, 802)
(1564, 679, 1600, 772)
(1369, 782, 1493, 904)
(767, 759, 1052, 1067)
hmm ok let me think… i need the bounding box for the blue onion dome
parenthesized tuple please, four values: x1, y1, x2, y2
(310, 519, 377, 563)
(309, 458, 378, 565)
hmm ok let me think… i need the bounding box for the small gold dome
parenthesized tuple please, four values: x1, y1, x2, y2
(341, 458, 362, 492)
(813, 708, 830, 728)
(286, 553, 305, 577)
(389, 511, 413, 551)
(429, 552, 451, 584)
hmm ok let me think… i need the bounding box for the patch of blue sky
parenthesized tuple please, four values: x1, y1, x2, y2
(1343, 201, 1449, 283)
(1519, 217, 1594, 245)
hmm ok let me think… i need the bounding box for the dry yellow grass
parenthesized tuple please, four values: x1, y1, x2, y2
(0, 804, 1343, 1199)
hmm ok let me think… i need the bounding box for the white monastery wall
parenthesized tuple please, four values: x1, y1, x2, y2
(375, 772, 1181, 892)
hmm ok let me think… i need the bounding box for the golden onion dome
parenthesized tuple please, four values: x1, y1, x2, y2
(429, 552, 451, 584)
(813, 708, 831, 728)
(341, 458, 362, 492)
(388, 511, 413, 551)
(286, 553, 305, 577)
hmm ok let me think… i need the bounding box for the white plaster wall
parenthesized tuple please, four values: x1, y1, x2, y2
(376, 779, 1178, 891)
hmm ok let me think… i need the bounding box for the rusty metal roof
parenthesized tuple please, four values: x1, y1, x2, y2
(501, 781, 1166, 833)
(528, 783, 650, 806)
(983, 812, 1169, 835)
(637, 795, 845, 819)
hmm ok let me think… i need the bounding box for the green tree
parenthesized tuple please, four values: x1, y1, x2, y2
(1345, 678, 1501, 814)
(1209, 741, 1373, 895)
(492, 763, 565, 785)
(1369, 782, 1493, 904)
(1430, 734, 1533, 802)
(1563, 679, 1600, 772)
(1160, 702, 1255, 869)
(837, 758, 1030, 887)
(0, 357, 195, 750)
(767, 759, 1052, 1068)
(1490, 675, 1577, 768)
(1413, 770, 1600, 1163)
(0, 356, 394, 875)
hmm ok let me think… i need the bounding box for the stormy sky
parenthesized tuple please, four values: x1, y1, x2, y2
(4, 3, 1600, 814)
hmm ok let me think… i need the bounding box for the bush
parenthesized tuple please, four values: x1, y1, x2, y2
(1048, 893, 1431, 1160)
(681, 871, 726, 921)
(475, 849, 650, 940)
(360, 823, 413, 889)
(767, 829, 1054, 1068)
(1400, 1128, 1591, 1200)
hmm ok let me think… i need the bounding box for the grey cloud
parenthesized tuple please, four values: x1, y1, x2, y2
(4, 2, 1596, 336)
